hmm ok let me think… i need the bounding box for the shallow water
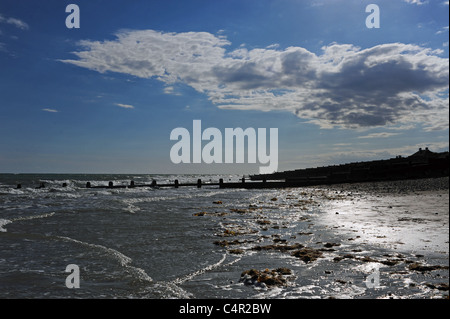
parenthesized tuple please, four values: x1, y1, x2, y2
(0, 174, 448, 299)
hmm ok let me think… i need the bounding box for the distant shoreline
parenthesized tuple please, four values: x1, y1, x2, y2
(250, 148, 449, 188)
(314, 176, 449, 193)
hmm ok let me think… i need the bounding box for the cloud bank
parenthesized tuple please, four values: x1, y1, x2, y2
(61, 29, 449, 130)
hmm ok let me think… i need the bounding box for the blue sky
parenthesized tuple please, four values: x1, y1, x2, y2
(0, 0, 448, 174)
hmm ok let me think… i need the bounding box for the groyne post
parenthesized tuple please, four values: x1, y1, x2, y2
(197, 179, 202, 188)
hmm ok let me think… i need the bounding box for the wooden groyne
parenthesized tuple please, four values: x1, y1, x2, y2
(85, 179, 221, 189)
(83, 178, 292, 189)
(7, 148, 449, 190)
(9, 174, 449, 191)
(11, 177, 320, 190)
(9, 174, 450, 191)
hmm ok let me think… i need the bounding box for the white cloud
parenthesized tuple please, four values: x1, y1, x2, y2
(0, 13, 29, 30)
(0, 13, 28, 52)
(403, 0, 428, 5)
(358, 132, 401, 139)
(116, 103, 134, 109)
(60, 29, 449, 131)
(436, 26, 449, 34)
(266, 43, 280, 49)
(163, 86, 175, 94)
(42, 108, 59, 113)
(163, 86, 181, 95)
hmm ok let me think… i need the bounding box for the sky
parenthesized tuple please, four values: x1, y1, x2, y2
(0, 0, 448, 174)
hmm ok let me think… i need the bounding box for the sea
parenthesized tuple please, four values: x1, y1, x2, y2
(0, 174, 448, 299)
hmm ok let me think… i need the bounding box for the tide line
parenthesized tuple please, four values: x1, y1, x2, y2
(56, 235, 153, 283)
(170, 253, 227, 286)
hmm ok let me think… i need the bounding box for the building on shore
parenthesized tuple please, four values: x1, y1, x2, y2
(250, 148, 449, 185)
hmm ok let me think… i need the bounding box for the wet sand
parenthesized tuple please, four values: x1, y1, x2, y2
(315, 178, 449, 254)
(202, 177, 449, 299)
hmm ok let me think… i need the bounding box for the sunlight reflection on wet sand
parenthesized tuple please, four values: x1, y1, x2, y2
(317, 190, 449, 254)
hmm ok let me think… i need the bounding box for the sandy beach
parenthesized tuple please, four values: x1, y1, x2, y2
(312, 177, 448, 250)
(206, 177, 449, 299)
